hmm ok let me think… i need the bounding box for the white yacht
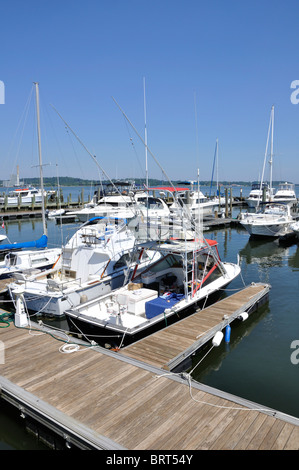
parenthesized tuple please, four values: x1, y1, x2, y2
(273, 182, 297, 208)
(68, 191, 170, 223)
(8, 217, 161, 317)
(0, 186, 47, 206)
(246, 182, 274, 208)
(239, 203, 294, 237)
(64, 237, 241, 347)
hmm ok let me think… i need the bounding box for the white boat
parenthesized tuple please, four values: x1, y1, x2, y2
(239, 203, 294, 237)
(47, 208, 65, 218)
(64, 236, 241, 347)
(169, 188, 219, 219)
(273, 182, 297, 208)
(246, 182, 274, 208)
(0, 247, 61, 279)
(8, 217, 161, 317)
(68, 191, 170, 223)
(0, 186, 47, 206)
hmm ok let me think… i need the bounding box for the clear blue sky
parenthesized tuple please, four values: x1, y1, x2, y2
(1, 0, 299, 184)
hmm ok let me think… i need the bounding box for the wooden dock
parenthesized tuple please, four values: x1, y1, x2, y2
(0, 284, 298, 450)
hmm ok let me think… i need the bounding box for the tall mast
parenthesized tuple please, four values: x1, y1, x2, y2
(143, 77, 148, 189)
(269, 105, 274, 198)
(34, 82, 47, 236)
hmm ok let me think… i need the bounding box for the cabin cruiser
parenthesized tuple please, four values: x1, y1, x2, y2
(0, 186, 47, 206)
(239, 203, 294, 237)
(273, 182, 297, 209)
(245, 182, 274, 208)
(68, 191, 170, 223)
(64, 237, 241, 347)
(8, 217, 161, 317)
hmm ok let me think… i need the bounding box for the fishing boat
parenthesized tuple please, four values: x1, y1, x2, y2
(239, 202, 294, 237)
(8, 217, 161, 316)
(64, 236, 241, 347)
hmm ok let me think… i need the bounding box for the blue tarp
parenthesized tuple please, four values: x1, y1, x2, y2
(145, 292, 185, 319)
(0, 234, 48, 251)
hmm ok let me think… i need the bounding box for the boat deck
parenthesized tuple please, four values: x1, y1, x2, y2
(0, 283, 298, 450)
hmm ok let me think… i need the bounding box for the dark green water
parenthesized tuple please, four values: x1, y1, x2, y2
(0, 188, 298, 449)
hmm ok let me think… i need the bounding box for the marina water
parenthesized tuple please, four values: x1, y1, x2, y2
(0, 185, 299, 449)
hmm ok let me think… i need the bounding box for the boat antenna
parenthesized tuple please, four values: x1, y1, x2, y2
(34, 82, 47, 236)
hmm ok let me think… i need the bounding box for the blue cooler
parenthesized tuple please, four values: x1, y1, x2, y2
(145, 292, 184, 319)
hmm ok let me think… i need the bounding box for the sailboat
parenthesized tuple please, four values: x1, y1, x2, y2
(0, 83, 61, 273)
(246, 106, 275, 209)
(240, 106, 295, 237)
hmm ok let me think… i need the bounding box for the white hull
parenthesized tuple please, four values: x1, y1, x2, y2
(240, 221, 291, 237)
(240, 203, 294, 237)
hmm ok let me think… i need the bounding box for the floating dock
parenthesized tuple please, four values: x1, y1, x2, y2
(0, 283, 298, 450)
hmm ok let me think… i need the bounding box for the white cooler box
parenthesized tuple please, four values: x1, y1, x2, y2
(116, 288, 158, 316)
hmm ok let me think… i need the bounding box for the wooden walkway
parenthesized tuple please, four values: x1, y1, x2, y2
(0, 285, 298, 450)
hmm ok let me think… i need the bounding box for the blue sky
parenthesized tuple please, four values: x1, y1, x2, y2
(1, 0, 299, 184)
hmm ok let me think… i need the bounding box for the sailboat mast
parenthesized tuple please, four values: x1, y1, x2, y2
(34, 82, 47, 236)
(143, 77, 148, 189)
(269, 105, 274, 199)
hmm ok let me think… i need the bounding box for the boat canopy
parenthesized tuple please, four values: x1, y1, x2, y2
(0, 234, 47, 251)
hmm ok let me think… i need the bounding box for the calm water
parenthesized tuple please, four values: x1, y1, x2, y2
(0, 185, 299, 449)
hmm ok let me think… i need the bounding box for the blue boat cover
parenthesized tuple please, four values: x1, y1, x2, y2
(145, 292, 184, 319)
(0, 234, 48, 251)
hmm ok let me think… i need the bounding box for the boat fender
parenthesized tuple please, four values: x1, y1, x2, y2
(212, 331, 223, 347)
(237, 312, 249, 321)
(224, 324, 231, 343)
